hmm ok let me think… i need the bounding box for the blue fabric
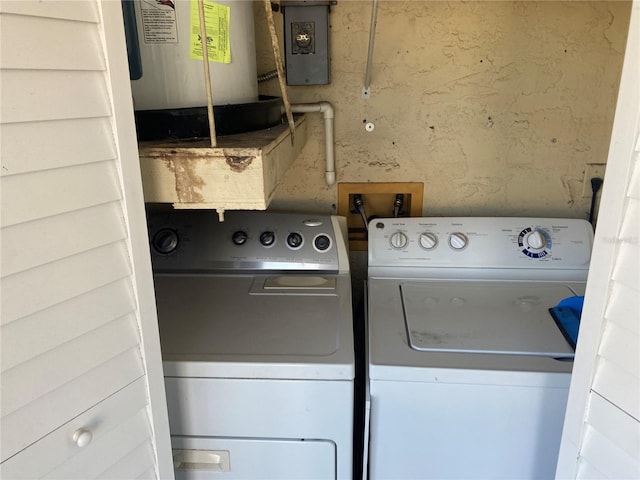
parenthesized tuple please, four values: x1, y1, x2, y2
(549, 296, 584, 351)
(556, 295, 584, 316)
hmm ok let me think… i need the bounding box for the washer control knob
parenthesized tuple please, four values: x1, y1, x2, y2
(287, 232, 303, 249)
(314, 234, 331, 251)
(231, 230, 248, 246)
(73, 428, 93, 448)
(449, 232, 468, 250)
(152, 228, 179, 255)
(418, 232, 438, 250)
(527, 229, 547, 250)
(390, 231, 408, 249)
(259, 231, 276, 247)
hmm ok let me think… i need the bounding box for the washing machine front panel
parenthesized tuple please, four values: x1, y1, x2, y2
(368, 378, 569, 480)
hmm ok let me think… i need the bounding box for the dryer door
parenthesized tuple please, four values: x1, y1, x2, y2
(172, 436, 335, 480)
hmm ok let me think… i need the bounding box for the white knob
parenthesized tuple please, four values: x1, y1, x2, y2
(73, 428, 93, 448)
(390, 231, 408, 249)
(419, 232, 438, 250)
(527, 230, 547, 249)
(449, 232, 468, 250)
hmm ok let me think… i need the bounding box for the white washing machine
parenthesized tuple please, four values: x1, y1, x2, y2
(366, 217, 593, 480)
(147, 210, 354, 480)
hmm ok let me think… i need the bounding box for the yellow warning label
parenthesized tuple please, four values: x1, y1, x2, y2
(190, 0, 231, 63)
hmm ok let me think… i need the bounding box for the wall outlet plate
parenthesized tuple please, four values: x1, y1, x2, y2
(582, 164, 607, 197)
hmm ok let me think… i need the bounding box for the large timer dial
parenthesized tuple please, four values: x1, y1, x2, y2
(518, 227, 552, 258)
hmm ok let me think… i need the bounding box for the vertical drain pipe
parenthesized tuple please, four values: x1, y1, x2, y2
(363, 0, 379, 98)
(290, 102, 335, 186)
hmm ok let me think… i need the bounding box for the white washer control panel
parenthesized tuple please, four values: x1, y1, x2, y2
(369, 217, 593, 269)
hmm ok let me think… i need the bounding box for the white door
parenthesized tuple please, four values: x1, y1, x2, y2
(556, 1, 640, 477)
(1, 1, 173, 477)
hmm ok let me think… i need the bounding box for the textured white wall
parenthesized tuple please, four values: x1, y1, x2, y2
(255, 1, 631, 217)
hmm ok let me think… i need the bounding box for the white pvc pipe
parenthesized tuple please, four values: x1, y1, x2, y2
(290, 102, 336, 186)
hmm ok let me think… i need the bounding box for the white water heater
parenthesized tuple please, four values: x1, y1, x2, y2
(129, 0, 258, 111)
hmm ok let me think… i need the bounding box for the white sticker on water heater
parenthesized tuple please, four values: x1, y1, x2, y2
(140, 0, 178, 44)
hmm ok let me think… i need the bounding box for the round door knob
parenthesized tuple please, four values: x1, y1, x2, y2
(527, 230, 547, 250)
(419, 232, 438, 250)
(449, 232, 468, 250)
(390, 231, 408, 249)
(73, 428, 93, 448)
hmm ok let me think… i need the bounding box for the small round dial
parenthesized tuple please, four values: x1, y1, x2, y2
(314, 234, 331, 251)
(390, 231, 408, 249)
(287, 232, 303, 249)
(449, 232, 468, 250)
(419, 232, 438, 250)
(260, 231, 276, 247)
(232, 230, 248, 246)
(152, 228, 179, 255)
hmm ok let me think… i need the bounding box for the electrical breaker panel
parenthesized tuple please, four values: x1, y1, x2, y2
(283, 4, 330, 85)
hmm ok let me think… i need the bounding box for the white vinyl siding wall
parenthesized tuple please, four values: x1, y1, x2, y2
(0, 1, 171, 477)
(556, 2, 640, 478)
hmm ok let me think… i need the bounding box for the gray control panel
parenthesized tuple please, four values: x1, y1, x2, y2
(148, 210, 342, 273)
(368, 217, 594, 270)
